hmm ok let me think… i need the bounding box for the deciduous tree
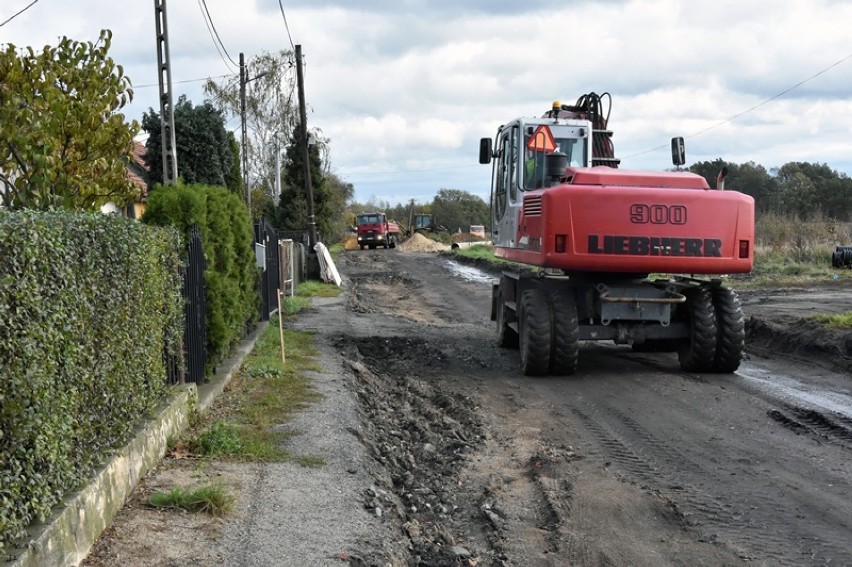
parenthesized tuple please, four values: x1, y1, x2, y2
(431, 189, 489, 233)
(0, 30, 138, 210)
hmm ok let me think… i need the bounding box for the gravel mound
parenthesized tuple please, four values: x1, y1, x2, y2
(397, 233, 450, 253)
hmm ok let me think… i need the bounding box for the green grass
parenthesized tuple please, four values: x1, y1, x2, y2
(281, 295, 312, 315)
(191, 421, 242, 457)
(812, 312, 852, 329)
(148, 484, 234, 516)
(186, 318, 324, 465)
(453, 244, 500, 262)
(296, 281, 341, 298)
(278, 281, 341, 316)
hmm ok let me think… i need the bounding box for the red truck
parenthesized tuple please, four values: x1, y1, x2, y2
(356, 212, 402, 250)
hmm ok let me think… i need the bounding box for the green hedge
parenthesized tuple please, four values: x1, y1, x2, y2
(0, 211, 183, 544)
(142, 183, 258, 367)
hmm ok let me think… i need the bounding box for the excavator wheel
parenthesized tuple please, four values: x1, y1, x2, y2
(548, 291, 579, 375)
(711, 287, 745, 373)
(677, 287, 717, 373)
(518, 288, 551, 376)
(495, 286, 518, 348)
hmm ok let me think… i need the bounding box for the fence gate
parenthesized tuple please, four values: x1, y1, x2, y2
(279, 239, 295, 297)
(255, 219, 280, 321)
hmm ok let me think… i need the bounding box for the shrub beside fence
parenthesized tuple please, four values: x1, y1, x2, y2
(0, 211, 183, 545)
(142, 183, 258, 371)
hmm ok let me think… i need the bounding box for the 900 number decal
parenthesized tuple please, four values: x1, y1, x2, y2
(630, 204, 687, 225)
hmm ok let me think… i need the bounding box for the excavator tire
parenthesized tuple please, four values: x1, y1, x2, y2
(677, 287, 717, 373)
(495, 286, 518, 348)
(711, 287, 745, 373)
(518, 288, 551, 376)
(548, 291, 579, 375)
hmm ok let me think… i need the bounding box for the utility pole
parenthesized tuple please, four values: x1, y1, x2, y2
(154, 0, 178, 184)
(239, 52, 250, 210)
(274, 134, 281, 201)
(295, 44, 318, 249)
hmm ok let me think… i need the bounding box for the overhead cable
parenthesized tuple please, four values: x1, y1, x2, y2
(278, 0, 296, 51)
(625, 52, 852, 159)
(0, 0, 39, 27)
(198, 0, 238, 69)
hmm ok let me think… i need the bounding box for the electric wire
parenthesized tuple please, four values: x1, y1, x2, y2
(198, 0, 236, 74)
(198, 0, 239, 69)
(624, 52, 852, 160)
(278, 0, 296, 51)
(0, 0, 38, 27)
(134, 74, 232, 89)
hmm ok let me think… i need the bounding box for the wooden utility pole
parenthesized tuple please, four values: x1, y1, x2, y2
(295, 45, 318, 249)
(154, 0, 178, 184)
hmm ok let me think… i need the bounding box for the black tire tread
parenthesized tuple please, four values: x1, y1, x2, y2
(712, 287, 745, 373)
(519, 289, 551, 376)
(548, 291, 579, 375)
(677, 287, 717, 373)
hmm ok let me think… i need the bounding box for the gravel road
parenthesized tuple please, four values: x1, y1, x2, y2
(85, 249, 852, 567)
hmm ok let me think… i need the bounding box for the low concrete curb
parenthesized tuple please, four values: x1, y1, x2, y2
(4, 322, 268, 567)
(8, 386, 196, 567)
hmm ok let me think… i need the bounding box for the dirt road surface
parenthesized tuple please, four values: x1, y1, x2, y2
(86, 249, 852, 566)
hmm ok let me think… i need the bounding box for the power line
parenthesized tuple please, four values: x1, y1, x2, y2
(198, 0, 235, 74)
(624, 52, 852, 160)
(198, 0, 238, 69)
(135, 74, 232, 89)
(278, 0, 296, 51)
(0, 0, 38, 27)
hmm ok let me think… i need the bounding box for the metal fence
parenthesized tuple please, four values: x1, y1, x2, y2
(166, 225, 207, 385)
(166, 220, 289, 384)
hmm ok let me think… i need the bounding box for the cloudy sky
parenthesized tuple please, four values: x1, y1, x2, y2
(3, 0, 852, 205)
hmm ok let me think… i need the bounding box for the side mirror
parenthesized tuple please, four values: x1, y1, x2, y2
(671, 137, 685, 167)
(479, 138, 493, 164)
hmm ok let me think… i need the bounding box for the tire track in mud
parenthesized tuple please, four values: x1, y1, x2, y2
(767, 404, 852, 448)
(568, 402, 852, 566)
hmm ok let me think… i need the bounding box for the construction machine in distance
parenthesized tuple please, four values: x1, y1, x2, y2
(356, 212, 402, 249)
(480, 93, 754, 376)
(410, 213, 446, 235)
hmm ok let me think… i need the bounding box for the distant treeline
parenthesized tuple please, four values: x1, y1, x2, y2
(689, 160, 852, 220)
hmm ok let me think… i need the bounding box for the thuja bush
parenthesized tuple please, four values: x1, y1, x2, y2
(0, 211, 183, 544)
(143, 183, 258, 367)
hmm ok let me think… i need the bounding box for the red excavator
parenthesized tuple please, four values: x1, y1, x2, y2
(480, 93, 754, 375)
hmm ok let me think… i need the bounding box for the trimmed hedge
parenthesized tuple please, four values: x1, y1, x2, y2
(142, 183, 258, 367)
(0, 211, 183, 544)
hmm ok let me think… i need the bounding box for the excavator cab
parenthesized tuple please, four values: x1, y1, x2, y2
(522, 125, 586, 189)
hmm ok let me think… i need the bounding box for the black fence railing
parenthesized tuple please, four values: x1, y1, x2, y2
(183, 226, 207, 383)
(166, 225, 207, 385)
(166, 221, 293, 384)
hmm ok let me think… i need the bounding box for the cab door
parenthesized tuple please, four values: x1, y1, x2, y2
(491, 122, 522, 249)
